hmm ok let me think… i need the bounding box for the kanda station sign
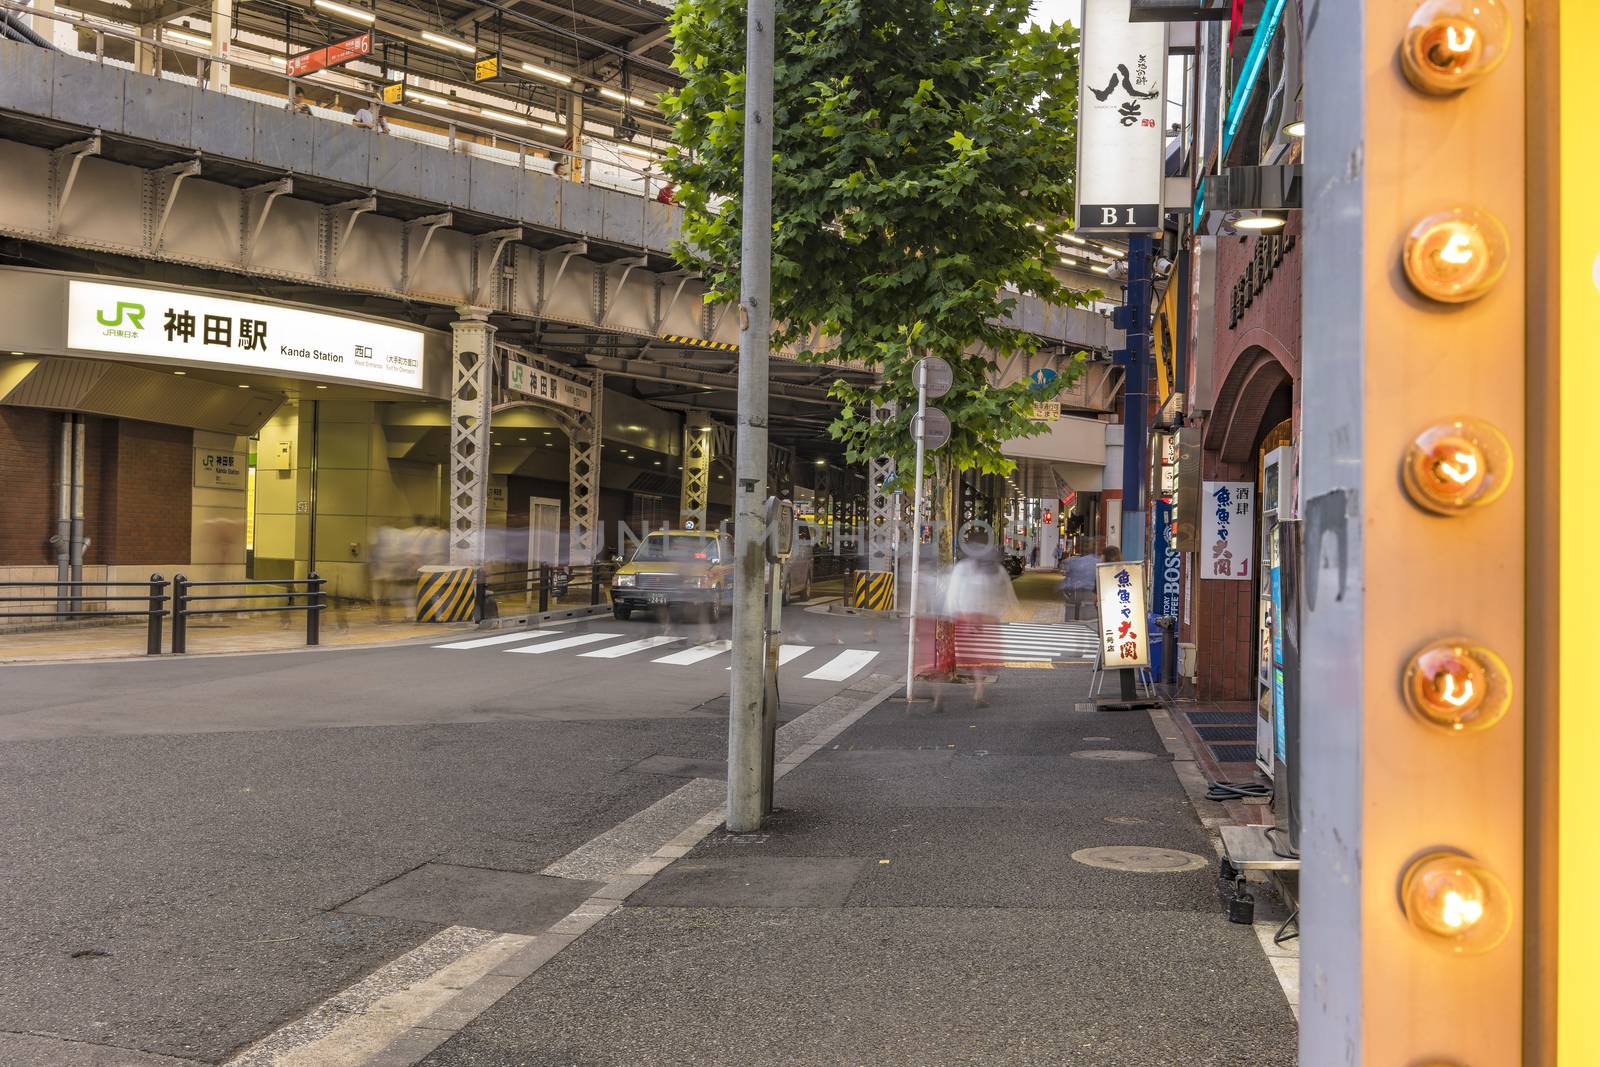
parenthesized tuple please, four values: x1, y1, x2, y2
(1075, 0, 1167, 232)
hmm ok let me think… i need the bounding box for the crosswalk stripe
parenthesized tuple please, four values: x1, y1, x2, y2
(804, 649, 879, 681)
(579, 635, 684, 659)
(433, 630, 556, 650)
(728, 644, 813, 669)
(653, 640, 732, 665)
(508, 632, 621, 654)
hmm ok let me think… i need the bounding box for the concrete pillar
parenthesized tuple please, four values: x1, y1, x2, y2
(448, 309, 495, 566)
(679, 411, 712, 530)
(1301, 1, 1529, 1063)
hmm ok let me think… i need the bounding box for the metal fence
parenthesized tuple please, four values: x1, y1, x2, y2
(171, 573, 325, 653)
(0, 576, 168, 654)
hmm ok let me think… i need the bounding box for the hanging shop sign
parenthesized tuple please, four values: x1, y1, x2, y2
(1153, 497, 1180, 618)
(193, 449, 246, 490)
(1200, 479, 1255, 580)
(285, 31, 372, 77)
(1075, 0, 1168, 232)
(65, 280, 425, 390)
(1096, 560, 1150, 668)
(506, 358, 592, 411)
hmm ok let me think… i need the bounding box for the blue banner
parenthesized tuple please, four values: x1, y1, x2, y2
(1152, 499, 1180, 619)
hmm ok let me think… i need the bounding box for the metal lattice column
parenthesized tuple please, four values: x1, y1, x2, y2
(560, 373, 603, 564)
(868, 403, 897, 569)
(448, 309, 496, 565)
(679, 411, 713, 529)
(768, 443, 794, 501)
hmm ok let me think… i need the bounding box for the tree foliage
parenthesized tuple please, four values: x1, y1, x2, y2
(662, 0, 1089, 478)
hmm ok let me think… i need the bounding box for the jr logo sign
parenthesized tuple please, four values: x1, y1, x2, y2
(96, 302, 145, 330)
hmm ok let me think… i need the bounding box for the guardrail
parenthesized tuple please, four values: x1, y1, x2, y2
(0, 1, 665, 202)
(0, 576, 168, 654)
(171, 573, 324, 653)
(476, 561, 616, 620)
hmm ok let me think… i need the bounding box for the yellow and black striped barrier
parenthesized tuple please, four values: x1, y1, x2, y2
(416, 566, 478, 623)
(659, 333, 739, 352)
(852, 570, 895, 612)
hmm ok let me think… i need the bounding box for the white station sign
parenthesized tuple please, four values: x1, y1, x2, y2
(1076, 0, 1168, 231)
(66, 279, 426, 390)
(506, 358, 592, 411)
(1096, 559, 1150, 668)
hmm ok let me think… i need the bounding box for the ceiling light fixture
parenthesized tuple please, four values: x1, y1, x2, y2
(480, 107, 530, 126)
(598, 86, 652, 108)
(1063, 234, 1089, 246)
(312, 0, 375, 24)
(405, 88, 452, 107)
(164, 27, 211, 47)
(420, 30, 476, 55)
(1282, 119, 1306, 138)
(1100, 245, 1127, 258)
(521, 61, 572, 86)
(1233, 211, 1288, 232)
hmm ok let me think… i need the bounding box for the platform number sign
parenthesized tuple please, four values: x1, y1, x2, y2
(1075, 0, 1167, 232)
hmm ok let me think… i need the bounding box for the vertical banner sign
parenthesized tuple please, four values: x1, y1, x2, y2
(1200, 480, 1254, 580)
(1076, 0, 1167, 231)
(1096, 560, 1150, 668)
(1153, 498, 1180, 618)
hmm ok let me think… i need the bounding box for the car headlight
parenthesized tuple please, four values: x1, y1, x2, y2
(614, 574, 636, 588)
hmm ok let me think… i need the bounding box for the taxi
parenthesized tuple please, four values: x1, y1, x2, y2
(610, 529, 734, 621)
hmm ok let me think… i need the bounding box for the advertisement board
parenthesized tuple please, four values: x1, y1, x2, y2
(66, 280, 425, 390)
(1075, 0, 1167, 231)
(1096, 560, 1150, 669)
(1152, 498, 1180, 618)
(1200, 480, 1254, 580)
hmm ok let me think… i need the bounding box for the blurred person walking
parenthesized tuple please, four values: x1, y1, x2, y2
(942, 533, 1017, 707)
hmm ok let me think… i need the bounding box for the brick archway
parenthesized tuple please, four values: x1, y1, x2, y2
(1204, 337, 1296, 465)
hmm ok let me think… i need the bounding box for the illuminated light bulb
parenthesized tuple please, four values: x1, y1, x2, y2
(1400, 852, 1513, 954)
(1402, 208, 1509, 303)
(1402, 638, 1511, 732)
(1401, 418, 1512, 514)
(1401, 0, 1511, 94)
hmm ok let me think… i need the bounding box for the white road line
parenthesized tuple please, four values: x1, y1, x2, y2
(653, 640, 731, 665)
(507, 632, 621, 654)
(804, 649, 878, 681)
(578, 635, 683, 659)
(433, 630, 556, 650)
(726, 643, 812, 669)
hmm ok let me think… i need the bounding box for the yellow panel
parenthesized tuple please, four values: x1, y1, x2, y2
(1558, 1, 1600, 1059)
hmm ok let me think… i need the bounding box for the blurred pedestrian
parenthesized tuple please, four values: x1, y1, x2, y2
(1061, 537, 1101, 620)
(943, 534, 1017, 706)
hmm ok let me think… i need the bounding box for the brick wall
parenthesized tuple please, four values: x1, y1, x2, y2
(101, 420, 193, 564)
(0, 407, 57, 565)
(0, 410, 191, 566)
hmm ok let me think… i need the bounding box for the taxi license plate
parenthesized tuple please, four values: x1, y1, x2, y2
(647, 592, 668, 605)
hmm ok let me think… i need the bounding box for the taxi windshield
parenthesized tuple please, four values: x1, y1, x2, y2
(632, 534, 718, 563)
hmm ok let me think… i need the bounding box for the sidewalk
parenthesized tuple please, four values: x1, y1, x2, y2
(409, 665, 1298, 1065)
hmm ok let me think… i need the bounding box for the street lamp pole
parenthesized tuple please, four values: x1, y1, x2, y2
(726, 0, 776, 834)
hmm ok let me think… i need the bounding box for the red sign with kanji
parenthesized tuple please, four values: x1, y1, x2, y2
(286, 32, 371, 77)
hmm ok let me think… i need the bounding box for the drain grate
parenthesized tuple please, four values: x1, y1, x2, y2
(1185, 710, 1255, 726)
(1209, 743, 1257, 763)
(1195, 725, 1255, 742)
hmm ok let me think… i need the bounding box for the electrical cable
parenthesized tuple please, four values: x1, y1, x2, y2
(1264, 824, 1300, 860)
(1205, 780, 1272, 801)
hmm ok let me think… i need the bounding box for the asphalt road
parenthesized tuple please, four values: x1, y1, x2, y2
(0, 603, 904, 1064)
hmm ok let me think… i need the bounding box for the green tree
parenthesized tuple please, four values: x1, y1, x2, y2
(662, 0, 1089, 484)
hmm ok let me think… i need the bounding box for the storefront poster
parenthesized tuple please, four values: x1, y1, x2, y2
(193, 449, 246, 490)
(1200, 480, 1254, 580)
(66, 279, 425, 390)
(1096, 560, 1150, 668)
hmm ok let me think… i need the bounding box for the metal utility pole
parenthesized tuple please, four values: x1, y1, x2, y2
(726, 0, 775, 834)
(1116, 234, 1154, 702)
(904, 368, 929, 700)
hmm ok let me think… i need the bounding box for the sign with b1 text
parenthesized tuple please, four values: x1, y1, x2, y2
(1096, 560, 1150, 668)
(1200, 480, 1254, 580)
(66, 280, 426, 390)
(1075, 0, 1167, 232)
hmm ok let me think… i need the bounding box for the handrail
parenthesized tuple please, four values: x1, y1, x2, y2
(0, 1, 669, 202)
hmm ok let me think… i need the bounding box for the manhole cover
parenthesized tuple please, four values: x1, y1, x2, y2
(1069, 749, 1158, 761)
(1070, 846, 1208, 873)
(1104, 815, 1149, 825)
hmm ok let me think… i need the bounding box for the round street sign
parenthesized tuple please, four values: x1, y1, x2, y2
(912, 406, 951, 450)
(1029, 367, 1058, 391)
(916, 355, 953, 399)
